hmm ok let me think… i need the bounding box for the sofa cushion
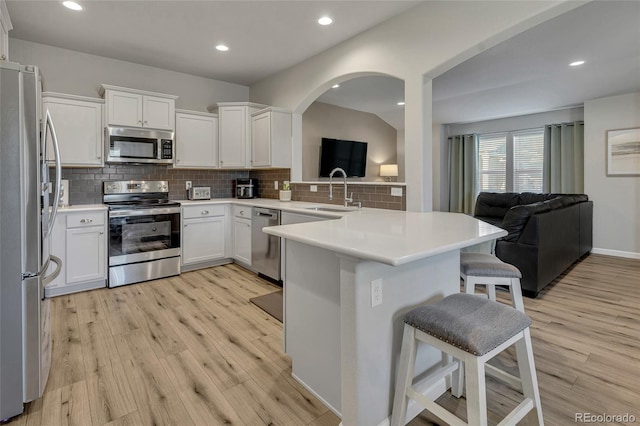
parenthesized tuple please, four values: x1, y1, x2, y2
(519, 192, 547, 205)
(501, 202, 552, 242)
(475, 192, 519, 218)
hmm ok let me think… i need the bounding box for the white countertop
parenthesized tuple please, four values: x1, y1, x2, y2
(61, 199, 506, 266)
(263, 211, 506, 266)
(56, 204, 107, 212)
(174, 198, 386, 219)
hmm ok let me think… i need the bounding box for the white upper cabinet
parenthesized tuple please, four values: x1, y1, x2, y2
(100, 84, 177, 131)
(213, 102, 267, 168)
(251, 107, 292, 168)
(174, 110, 218, 169)
(42, 93, 104, 167)
(0, 0, 12, 62)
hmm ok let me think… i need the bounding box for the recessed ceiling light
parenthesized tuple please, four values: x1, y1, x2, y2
(569, 60, 585, 67)
(332, 84, 340, 89)
(397, 101, 405, 106)
(62, 1, 83, 11)
(216, 44, 229, 52)
(318, 16, 333, 26)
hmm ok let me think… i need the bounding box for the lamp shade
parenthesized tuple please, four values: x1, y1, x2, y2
(379, 164, 398, 177)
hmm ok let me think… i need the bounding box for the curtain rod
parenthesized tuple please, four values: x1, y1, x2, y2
(449, 121, 584, 139)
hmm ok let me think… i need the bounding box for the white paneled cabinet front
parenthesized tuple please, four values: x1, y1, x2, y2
(182, 204, 227, 266)
(66, 226, 106, 284)
(175, 110, 218, 168)
(251, 107, 292, 167)
(45, 209, 108, 297)
(42, 93, 104, 166)
(101, 85, 177, 131)
(232, 206, 252, 265)
(215, 102, 267, 168)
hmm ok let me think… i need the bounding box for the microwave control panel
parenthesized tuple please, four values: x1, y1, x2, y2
(161, 139, 173, 159)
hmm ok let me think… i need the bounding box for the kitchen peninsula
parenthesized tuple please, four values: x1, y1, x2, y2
(264, 212, 506, 426)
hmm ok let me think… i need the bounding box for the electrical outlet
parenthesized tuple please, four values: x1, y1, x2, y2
(274, 180, 279, 190)
(371, 279, 383, 307)
(391, 187, 403, 197)
(310, 185, 318, 192)
(186, 181, 192, 190)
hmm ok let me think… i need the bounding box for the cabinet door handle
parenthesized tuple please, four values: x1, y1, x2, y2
(143, 121, 148, 124)
(99, 231, 104, 235)
(80, 218, 93, 223)
(138, 120, 142, 124)
(201, 210, 210, 215)
(97, 155, 102, 159)
(184, 224, 188, 228)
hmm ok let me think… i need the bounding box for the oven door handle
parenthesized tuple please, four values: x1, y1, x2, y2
(109, 206, 182, 217)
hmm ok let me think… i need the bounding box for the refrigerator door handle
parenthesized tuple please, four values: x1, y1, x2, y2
(41, 255, 62, 290)
(44, 109, 62, 239)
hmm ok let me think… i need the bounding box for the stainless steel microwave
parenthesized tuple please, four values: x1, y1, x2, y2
(105, 126, 174, 164)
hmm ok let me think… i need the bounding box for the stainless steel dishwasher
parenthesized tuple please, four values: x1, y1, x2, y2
(252, 208, 281, 283)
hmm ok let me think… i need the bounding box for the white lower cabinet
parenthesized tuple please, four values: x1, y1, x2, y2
(66, 226, 106, 284)
(233, 216, 252, 266)
(45, 208, 107, 297)
(181, 204, 228, 267)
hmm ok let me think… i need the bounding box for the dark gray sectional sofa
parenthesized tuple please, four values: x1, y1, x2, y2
(474, 192, 593, 297)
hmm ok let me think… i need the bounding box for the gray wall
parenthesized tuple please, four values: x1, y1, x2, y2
(584, 92, 639, 257)
(10, 38, 248, 111)
(302, 101, 397, 182)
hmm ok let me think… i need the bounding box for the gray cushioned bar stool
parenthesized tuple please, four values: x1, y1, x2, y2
(460, 253, 525, 313)
(390, 293, 543, 426)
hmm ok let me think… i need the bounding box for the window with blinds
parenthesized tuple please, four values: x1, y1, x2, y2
(513, 130, 544, 192)
(478, 134, 507, 192)
(476, 128, 544, 195)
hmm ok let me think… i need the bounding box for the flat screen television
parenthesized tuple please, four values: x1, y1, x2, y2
(319, 138, 368, 177)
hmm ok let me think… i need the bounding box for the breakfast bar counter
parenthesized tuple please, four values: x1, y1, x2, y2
(264, 211, 506, 426)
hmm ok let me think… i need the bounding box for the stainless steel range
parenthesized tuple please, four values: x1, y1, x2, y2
(103, 180, 181, 287)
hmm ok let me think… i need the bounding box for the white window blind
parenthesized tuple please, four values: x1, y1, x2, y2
(478, 134, 507, 192)
(475, 128, 545, 195)
(513, 130, 544, 192)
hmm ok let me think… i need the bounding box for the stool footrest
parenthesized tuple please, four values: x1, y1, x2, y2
(486, 363, 522, 390)
(497, 398, 534, 426)
(407, 387, 468, 426)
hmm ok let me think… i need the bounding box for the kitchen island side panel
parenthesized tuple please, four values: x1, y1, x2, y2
(283, 238, 460, 425)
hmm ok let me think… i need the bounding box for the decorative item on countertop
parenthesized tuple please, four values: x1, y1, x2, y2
(379, 164, 398, 182)
(279, 182, 292, 201)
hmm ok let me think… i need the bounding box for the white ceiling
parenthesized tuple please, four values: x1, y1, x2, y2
(7, 1, 640, 128)
(432, 0, 640, 124)
(5, 0, 418, 86)
(315, 1, 640, 128)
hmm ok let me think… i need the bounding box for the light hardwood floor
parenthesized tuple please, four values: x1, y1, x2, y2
(7, 254, 640, 426)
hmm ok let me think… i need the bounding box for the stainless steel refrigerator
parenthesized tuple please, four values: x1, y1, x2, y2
(0, 61, 62, 421)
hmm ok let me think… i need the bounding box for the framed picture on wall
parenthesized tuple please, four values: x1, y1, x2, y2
(607, 127, 640, 176)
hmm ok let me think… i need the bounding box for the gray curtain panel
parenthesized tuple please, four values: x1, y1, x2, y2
(448, 134, 477, 214)
(543, 122, 584, 193)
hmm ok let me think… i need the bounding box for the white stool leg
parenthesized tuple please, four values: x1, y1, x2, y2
(451, 358, 464, 398)
(486, 284, 497, 302)
(515, 328, 544, 425)
(510, 278, 525, 312)
(391, 324, 418, 426)
(464, 355, 488, 426)
(464, 275, 477, 295)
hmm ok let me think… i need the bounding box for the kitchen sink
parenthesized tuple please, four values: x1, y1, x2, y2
(304, 206, 354, 213)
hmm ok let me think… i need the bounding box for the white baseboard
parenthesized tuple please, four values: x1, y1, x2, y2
(591, 248, 640, 260)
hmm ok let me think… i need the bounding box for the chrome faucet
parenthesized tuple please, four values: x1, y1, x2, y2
(329, 167, 353, 207)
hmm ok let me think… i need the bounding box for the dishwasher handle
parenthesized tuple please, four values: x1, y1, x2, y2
(254, 208, 280, 222)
